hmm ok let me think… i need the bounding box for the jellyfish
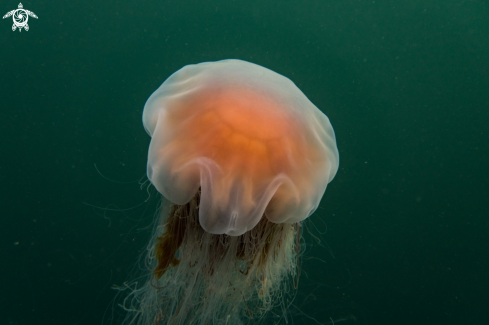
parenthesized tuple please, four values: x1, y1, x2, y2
(121, 59, 339, 325)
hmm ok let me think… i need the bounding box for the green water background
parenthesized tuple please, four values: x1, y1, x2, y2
(1, 0, 488, 324)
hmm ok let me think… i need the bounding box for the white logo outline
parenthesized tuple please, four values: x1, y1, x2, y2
(3, 3, 38, 32)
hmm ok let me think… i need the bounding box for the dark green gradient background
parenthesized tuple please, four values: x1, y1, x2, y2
(1, 1, 488, 324)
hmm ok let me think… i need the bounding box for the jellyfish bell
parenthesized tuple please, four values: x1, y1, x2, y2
(143, 59, 338, 236)
(122, 59, 339, 325)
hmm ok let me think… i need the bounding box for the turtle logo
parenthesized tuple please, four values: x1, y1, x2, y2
(3, 3, 38, 32)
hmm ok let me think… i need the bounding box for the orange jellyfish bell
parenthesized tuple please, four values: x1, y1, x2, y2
(143, 59, 339, 236)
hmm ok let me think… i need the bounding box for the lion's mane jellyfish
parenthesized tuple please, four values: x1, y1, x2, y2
(122, 59, 339, 325)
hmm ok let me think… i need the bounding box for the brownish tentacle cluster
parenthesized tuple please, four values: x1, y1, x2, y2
(138, 189, 299, 324)
(153, 189, 296, 280)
